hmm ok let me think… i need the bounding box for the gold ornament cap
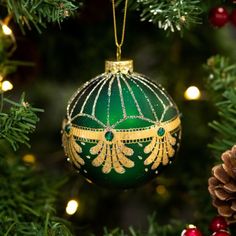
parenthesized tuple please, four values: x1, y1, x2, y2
(105, 60, 133, 74)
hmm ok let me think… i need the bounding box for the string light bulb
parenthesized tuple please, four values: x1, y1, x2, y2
(184, 86, 201, 100)
(156, 185, 168, 195)
(22, 154, 36, 164)
(66, 199, 79, 215)
(0, 15, 16, 56)
(2, 24, 12, 35)
(1, 80, 13, 91)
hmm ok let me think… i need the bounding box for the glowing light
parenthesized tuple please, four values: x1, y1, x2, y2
(86, 178, 93, 184)
(156, 185, 167, 195)
(2, 24, 12, 35)
(22, 154, 36, 164)
(184, 86, 201, 100)
(0, 75, 3, 82)
(1, 80, 13, 91)
(66, 199, 79, 215)
(218, 8, 224, 13)
(180, 16, 186, 22)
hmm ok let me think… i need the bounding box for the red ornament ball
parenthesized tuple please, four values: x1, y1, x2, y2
(209, 7, 229, 27)
(230, 9, 236, 26)
(209, 216, 228, 232)
(181, 225, 203, 236)
(212, 230, 231, 236)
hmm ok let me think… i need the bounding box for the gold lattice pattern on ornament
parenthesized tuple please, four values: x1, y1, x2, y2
(66, 72, 174, 128)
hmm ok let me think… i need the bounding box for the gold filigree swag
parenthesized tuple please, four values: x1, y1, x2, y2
(62, 116, 180, 174)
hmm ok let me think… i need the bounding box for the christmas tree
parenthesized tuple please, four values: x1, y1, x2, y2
(0, 0, 236, 235)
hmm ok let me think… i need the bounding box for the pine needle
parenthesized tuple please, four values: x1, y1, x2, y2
(205, 55, 236, 158)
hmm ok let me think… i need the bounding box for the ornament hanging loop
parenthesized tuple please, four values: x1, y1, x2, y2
(116, 45, 122, 61)
(112, 0, 128, 61)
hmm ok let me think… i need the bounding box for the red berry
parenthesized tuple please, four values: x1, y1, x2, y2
(212, 230, 231, 236)
(181, 225, 203, 236)
(230, 9, 236, 26)
(209, 7, 229, 27)
(209, 216, 228, 232)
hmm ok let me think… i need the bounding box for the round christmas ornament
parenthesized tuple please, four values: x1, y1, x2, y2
(209, 216, 228, 232)
(61, 0, 181, 188)
(209, 7, 229, 27)
(212, 230, 231, 236)
(181, 225, 203, 236)
(62, 60, 181, 188)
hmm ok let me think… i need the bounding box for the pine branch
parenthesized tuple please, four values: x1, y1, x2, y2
(205, 55, 236, 158)
(0, 151, 73, 235)
(0, 93, 43, 151)
(0, 22, 42, 151)
(1, 0, 82, 33)
(0, 93, 73, 235)
(0, 30, 34, 77)
(119, 0, 202, 33)
(100, 214, 183, 236)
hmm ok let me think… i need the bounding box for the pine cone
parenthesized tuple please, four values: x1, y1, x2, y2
(208, 145, 236, 224)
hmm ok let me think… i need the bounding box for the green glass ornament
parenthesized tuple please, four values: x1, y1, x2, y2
(62, 60, 181, 189)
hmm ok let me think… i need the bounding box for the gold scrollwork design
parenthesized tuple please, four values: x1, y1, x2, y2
(144, 129, 176, 170)
(62, 122, 85, 169)
(90, 139, 134, 174)
(62, 116, 181, 173)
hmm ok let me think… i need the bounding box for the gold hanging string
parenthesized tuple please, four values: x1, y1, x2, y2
(112, 0, 128, 61)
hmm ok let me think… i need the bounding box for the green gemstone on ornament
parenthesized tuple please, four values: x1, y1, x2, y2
(65, 124, 71, 134)
(157, 127, 165, 137)
(105, 131, 114, 141)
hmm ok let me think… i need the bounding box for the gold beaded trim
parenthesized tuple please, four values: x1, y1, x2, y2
(105, 60, 133, 74)
(69, 116, 180, 143)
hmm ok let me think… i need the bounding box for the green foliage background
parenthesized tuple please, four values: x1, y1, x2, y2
(1, 0, 236, 235)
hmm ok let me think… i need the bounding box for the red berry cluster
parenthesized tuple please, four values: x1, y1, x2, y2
(209, 216, 230, 236)
(209, 5, 236, 27)
(181, 216, 231, 236)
